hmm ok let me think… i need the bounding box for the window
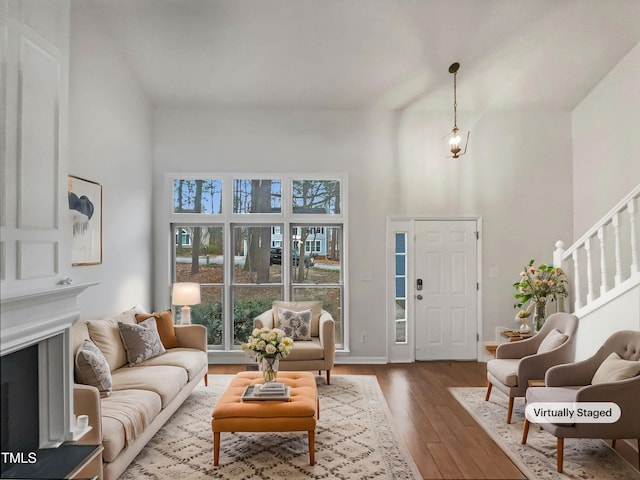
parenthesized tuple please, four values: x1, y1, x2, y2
(394, 232, 407, 343)
(173, 224, 224, 346)
(174, 179, 222, 214)
(306, 240, 322, 253)
(169, 175, 346, 351)
(233, 179, 281, 214)
(231, 224, 283, 345)
(292, 180, 340, 214)
(291, 224, 343, 346)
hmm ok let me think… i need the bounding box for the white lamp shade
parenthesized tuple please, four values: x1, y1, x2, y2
(172, 282, 201, 306)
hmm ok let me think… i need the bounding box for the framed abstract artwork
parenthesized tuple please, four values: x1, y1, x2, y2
(68, 175, 102, 266)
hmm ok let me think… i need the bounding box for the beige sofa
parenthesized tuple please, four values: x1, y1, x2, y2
(254, 300, 335, 384)
(71, 309, 208, 480)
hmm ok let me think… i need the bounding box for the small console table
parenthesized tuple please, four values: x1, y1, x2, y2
(485, 329, 534, 357)
(500, 330, 533, 342)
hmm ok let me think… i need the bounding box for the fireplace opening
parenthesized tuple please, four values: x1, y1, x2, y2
(1, 344, 40, 475)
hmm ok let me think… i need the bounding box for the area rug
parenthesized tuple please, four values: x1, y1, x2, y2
(121, 375, 422, 479)
(450, 387, 640, 480)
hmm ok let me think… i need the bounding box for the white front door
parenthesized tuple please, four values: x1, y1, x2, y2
(414, 220, 478, 360)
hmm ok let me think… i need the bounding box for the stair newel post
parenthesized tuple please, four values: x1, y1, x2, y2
(553, 240, 567, 312)
(553, 240, 565, 268)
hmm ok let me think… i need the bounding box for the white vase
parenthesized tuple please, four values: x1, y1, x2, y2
(519, 317, 531, 334)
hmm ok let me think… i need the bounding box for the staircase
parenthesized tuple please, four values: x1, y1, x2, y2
(553, 184, 640, 360)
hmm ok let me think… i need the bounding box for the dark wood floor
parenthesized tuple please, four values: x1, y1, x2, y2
(208, 362, 639, 479)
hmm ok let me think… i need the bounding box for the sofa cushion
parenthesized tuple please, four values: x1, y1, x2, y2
(111, 365, 188, 408)
(71, 320, 91, 356)
(537, 328, 568, 354)
(138, 348, 207, 382)
(100, 389, 162, 462)
(135, 310, 179, 349)
(487, 358, 520, 387)
(592, 352, 640, 384)
(75, 340, 112, 398)
(85, 309, 137, 371)
(276, 308, 312, 341)
(282, 337, 325, 361)
(118, 317, 166, 366)
(272, 301, 322, 337)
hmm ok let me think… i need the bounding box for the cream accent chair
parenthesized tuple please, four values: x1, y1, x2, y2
(522, 330, 640, 473)
(485, 312, 579, 423)
(254, 300, 335, 384)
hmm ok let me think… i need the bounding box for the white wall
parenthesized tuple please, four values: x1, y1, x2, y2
(395, 110, 573, 348)
(572, 43, 640, 236)
(153, 108, 395, 359)
(569, 44, 640, 358)
(153, 107, 574, 359)
(68, 1, 154, 318)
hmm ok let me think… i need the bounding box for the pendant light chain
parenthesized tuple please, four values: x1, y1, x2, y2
(453, 70, 458, 129)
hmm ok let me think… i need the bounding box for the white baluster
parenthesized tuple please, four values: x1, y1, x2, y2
(612, 213, 623, 286)
(597, 226, 608, 296)
(629, 198, 638, 275)
(585, 237, 594, 303)
(553, 240, 565, 268)
(572, 249, 582, 310)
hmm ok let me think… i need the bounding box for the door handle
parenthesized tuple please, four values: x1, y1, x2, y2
(416, 294, 423, 300)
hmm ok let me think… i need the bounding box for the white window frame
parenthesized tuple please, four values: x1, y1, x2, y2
(165, 173, 349, 357)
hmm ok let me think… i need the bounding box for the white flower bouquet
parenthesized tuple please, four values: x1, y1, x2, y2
(241, 327, 293, 360)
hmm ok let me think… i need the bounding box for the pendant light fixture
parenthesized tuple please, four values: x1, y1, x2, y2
(443, 62, 469, 158)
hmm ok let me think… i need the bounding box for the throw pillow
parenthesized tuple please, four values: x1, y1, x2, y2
(272, 300, 322, 336)
(135, 310, 179, 349)
(537, 328, 568, 354)
(85, 309, 137, 371)
(75, 339, 112, 398)
(276, 308, 313, 341)
(592, 352, 640, 385)
(118, 317, 166, 366)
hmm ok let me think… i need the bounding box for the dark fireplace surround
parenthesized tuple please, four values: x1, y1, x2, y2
(0, 283, 95, 474)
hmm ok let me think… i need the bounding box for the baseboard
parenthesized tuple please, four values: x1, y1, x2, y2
(335, 355, 387, 364)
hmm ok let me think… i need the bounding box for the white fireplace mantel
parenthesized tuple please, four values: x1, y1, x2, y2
(1, 282, 98, 356)
(1, 282, 97, 448)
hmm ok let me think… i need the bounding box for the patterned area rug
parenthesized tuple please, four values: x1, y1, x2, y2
(450, 387, 640, 480)
(121, 375, 422, 480)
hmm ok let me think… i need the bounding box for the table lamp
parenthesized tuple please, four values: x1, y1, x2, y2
(172, 282, 201, 324)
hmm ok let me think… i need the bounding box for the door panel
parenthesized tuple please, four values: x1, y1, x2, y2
(415, 220, 477, 360)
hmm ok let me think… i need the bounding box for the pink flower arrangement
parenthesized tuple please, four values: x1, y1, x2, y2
(513, 259, 568, 310)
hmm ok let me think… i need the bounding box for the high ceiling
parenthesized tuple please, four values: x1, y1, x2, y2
(85, 0, 640, 111)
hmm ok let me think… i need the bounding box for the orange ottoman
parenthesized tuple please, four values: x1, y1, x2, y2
(211, 371, 319, 466)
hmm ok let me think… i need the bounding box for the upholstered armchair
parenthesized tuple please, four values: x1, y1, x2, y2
(485, 312, 579, 423)
(522, 330, 640, 473)
(254, 300, 335, 384)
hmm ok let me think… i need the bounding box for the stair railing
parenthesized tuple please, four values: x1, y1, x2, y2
(554, 184, 640, 313)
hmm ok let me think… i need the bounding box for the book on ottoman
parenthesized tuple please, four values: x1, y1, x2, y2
(242, 383, 290, 401)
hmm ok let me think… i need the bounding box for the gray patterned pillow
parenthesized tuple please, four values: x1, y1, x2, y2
(276, 308, 312, 341)
(75, 339, 112, 398)
(118, 317, 166, 366)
